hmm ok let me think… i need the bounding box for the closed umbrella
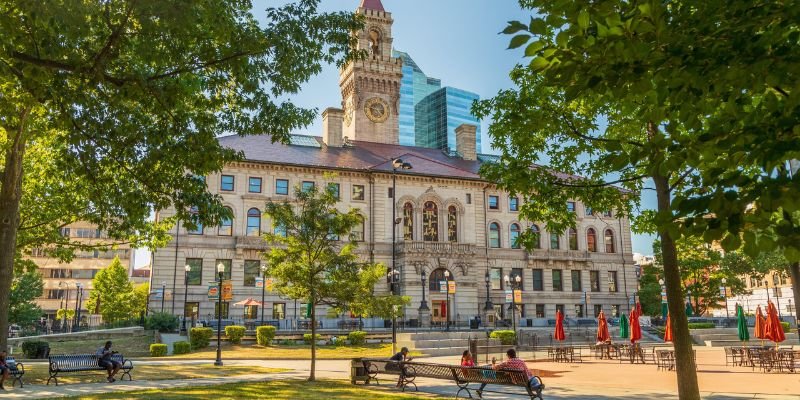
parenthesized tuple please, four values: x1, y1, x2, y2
(754, 305, 767, 344)
(664, 313, 673, 342)
(764, 301, 786, 347)
(596, 311, 610, 342)
(736, 304, 749, 342)
(619, 313, 630, 340)
(554, 310, 566, 342)
(630, 307, 642, 344)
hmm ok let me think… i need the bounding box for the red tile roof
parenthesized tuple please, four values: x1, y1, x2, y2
(359, 0, 385, 11)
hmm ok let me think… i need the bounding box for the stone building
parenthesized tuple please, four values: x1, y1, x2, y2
(149, 0, 636, 329)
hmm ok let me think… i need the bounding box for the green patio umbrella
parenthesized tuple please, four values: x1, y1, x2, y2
(619, 313, 630, 339)
(685, 302, 694, 317)
(736, 304, 749, 342)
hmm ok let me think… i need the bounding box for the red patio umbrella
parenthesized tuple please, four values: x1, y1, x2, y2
(664, 313, 673, 343)
(554, 309, 566, 342)
(754, 305, 767, 340)
(630, 305, 642, 344)
(763, 301, 786, 347)
(596, 311, 610, 342)
(233, 298, 265, 307)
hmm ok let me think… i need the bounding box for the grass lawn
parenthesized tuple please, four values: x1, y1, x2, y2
(165, 343, 416, 360)
(24, 364, 285, 385)
(36, 335, 155, 358)
(65, 379, 444, 399)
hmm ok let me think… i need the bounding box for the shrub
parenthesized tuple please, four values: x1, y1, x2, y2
(303, 333, 322, 344)
(687, 322, 715, 329)
(330, 336, 344, 346)
(190, 327, 214, 349)
(21, 341, 49, 359)
(173, 341, 191, 355)
(145, 312, 180, 333)
(781, 322, 790, 333)
(149, 343, 168, 357)
(348, 331, 367, 345)
(489, 330, 516, 345)
(225, 325, 246, 344)
(257, 326, 277, 346)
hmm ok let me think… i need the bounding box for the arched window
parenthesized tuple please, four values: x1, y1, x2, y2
(550, 232, 560, 250)
(428, 268, 452, 292)
(605, 229, 615, 253)
(402, 202, 414, 240)
(489, 222, 501, 248)
(510, 223, 521, 249)
(246, 208, 261, 236)
(218, 207, 233, 236)
(587, 228, 597, 252)
(530, 225, 541, 249)
(447, 206, 458, 242)
(568, 228, 578, 250)
(423, 201, 439, 241)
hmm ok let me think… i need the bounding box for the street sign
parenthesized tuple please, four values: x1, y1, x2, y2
(151, 288, 164, 299)
(513, 289, 522, 304)
(629, 296, 635, 306)
(255, 277, 264, 288)
(661, 291, 667, 303)
(207, 285, 219, 301)
(505, 290, 512, 303)
(448, 281, 456, 294)
(719, 286, 726, 297)
(222, 280, 233, 301)
(439, 281, 447, 293)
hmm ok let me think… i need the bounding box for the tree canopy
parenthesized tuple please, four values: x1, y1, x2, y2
(85, 256, 135, 323)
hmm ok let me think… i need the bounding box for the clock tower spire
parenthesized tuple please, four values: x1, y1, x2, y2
(339, 1, 402, 144)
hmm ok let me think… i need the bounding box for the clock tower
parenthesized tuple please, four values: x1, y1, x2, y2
(340, 0, 403, 144)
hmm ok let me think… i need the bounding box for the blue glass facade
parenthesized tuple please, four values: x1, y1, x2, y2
(393, 50, 480, 153)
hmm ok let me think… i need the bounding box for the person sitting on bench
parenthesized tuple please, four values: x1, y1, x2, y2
(388, 347, 413, 388)
(96, 341, 121, 383)
(476, 348, 541, 399)
(0, 351, 10, 390)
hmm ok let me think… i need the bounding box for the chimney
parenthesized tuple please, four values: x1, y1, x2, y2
(455, 124, 477, 161)
(322, 108, 344, 147)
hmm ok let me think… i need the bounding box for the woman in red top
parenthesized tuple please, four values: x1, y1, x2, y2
(461, 350, 475, 367)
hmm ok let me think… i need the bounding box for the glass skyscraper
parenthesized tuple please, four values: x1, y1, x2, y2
(393, 50, 481, 153)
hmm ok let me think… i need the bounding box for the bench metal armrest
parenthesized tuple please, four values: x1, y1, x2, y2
(15, 362, 25, 374)
(122, 359, 134, 369)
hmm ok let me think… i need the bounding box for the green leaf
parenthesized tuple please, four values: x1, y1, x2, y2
(524, 40, 545, 57)
(502, 20, 529, 35)
(529, 57, 550, 71)
(529, 17, 548, 35)
(578, 10, 590, 29)
(508, 34, 532, 49)
(638, 3, 652, 16)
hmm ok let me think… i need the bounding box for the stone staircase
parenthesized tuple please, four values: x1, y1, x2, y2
(690, 328, 798, 347)
(396, 331, 499, 357)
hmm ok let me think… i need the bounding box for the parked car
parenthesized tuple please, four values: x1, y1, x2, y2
(7, 324, 21, 338)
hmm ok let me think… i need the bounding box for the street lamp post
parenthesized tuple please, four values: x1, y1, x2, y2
(181, 265, 191, 335)
(504, 274, 521, 345)
(659, 278, 666, 320)
(390, 158, 412, 351)
(214, 262, 225, 367)
(721, 278, 729, 319)
(161, 281, 167, 313)
(444, 270, 452, 331)
(419, 269, 429, 313)
(388, 269, 400, 353)
(260, 264, 267, 327)
(73, 283, 82, 331)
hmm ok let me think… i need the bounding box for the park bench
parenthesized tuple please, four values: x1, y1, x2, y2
(5, 356, 25, 388)
(360, 358, 544, 399)
(47, 354, 133, 385)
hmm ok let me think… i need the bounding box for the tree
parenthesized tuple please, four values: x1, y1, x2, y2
(263, 183, 399, 381)
(475, 2, 799, 398)
(85, 257, 136, 323)
(8, 270, 43, 329)
(132, 282, 150, 319)
(0, 0, 363, 350)
(637, 265, 663, 318)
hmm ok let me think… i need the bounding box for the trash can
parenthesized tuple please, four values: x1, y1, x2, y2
(469, 319, 479, 329)
(350, 358, 369, 385)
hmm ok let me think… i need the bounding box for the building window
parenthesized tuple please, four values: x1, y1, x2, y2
(184, 302, 199, 319)
(594, 304, 602, 317)
(550, 232, 560, 250)
(510, 223, 521, 249)
(429, 268, 452, 292)
(555, 304, 565, 315)
(352, 184, 365, 201)
(509, 197, 519, 211)
(220, 175, 234, 191)
(489, 222, 501, 248)
(587, 228, 597, 252)
(603, 210, 613, 217)
(488, 195, 499, 210)
(567, 201, 576, 213)
(585, 206, 593, 216)
(350, 216, 364, 241)
(273, 303, 285, 319)
(611, 305, 620, 318)
(248, 177, 262, 193)
(214, 302, 230, 319)
(535, 304, 545, 318)
(447, 206, 458, 242)
(571, 270, 582, 292)
(387, 187, 394, 198)
(575, 304, 584, 318)
(218, 207, 233, 236)
(605, 229, 615, 253)
(243, 305, 258, 320)
(608, 271, 618, 292)
(187, 206, 203, 235)
(466, 193, 472, 204)
(568, 228, 578, 250)
(530, 225, 541, 249)
(244, 260, 260, 287)
(423, 201, 439, 241)
(402, 203, 414, 240)
(301, 181, 315, 192)
(327, 183, 340, 200)
(511, 268, 524, 290)
(490, 268, 502, 290)
(552, 269, 563, 291)
(275, 179, 289, 195)
(274, 223, 287, 237)
(590, 271, 600, 292)
(215, 259, 232, 281)
(532, 269, 543, 291)
(186, 258, 202, 285)
(246, 208, 261, 236)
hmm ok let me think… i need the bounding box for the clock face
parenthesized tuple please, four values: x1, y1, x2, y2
(364, 97, 389, 123)
(343, 98, 354, 127)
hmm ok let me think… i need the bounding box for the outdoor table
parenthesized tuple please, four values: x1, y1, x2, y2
(618, 344, 646, 364)
(595, 343, 616, 360)
(549, 346, 574, 363)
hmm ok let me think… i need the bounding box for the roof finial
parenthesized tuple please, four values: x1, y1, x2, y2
(359, 0, 385, 11)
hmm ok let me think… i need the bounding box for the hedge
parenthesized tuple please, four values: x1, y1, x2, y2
(303, 333, 322, 344)
(225, 325, 246, 344)
(257, 326, 277, 346)
(150, 343, 168, 357)
(348, 331, 367, 345)
(145, 312, 180, 333)
(489, 330, 516, 345)
(173, 341, 191, 355)
(21, 341, 49, 359)
(190, 327, 214, 349)
(781, 322, 791, 333)
(687, 322, 715, 329)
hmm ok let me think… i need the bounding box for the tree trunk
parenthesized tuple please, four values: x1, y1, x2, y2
(309, 301, 316, 381)
(0, 114, 29, 352)
(789, 262, 800, 344)
(653, 173, 700, 400)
